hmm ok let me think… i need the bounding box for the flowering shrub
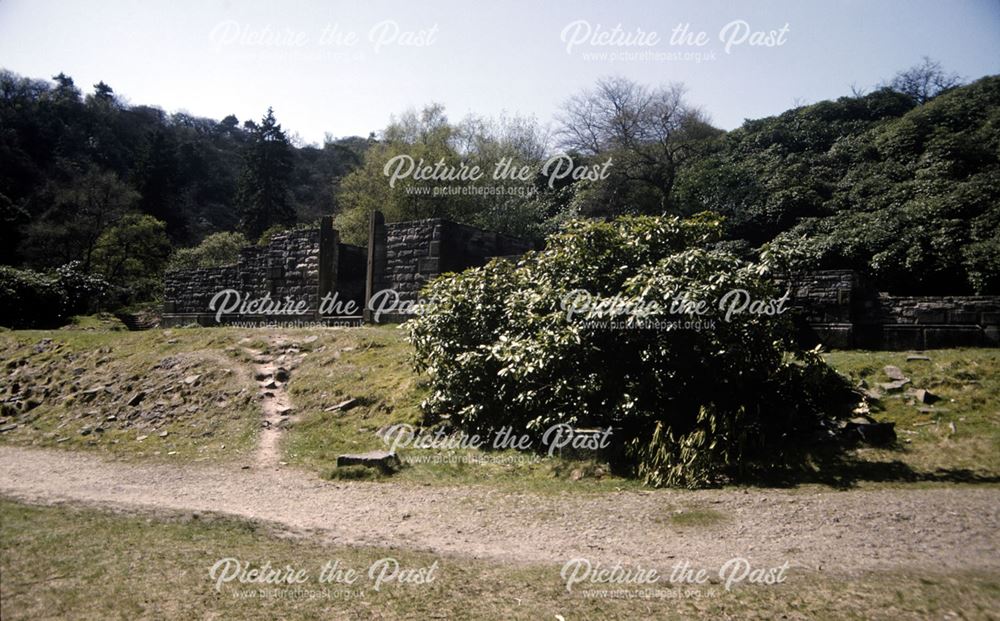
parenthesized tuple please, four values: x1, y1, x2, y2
(0, 262, 112, 328)
(408, 214, 857, 487)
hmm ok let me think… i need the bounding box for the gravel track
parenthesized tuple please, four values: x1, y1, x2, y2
(1, 445, 997, 575)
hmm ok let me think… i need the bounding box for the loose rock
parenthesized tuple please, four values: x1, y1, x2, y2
(325, 399, 357, 413)
(336, 450, 400, 470)
(884, 366, 907, 381)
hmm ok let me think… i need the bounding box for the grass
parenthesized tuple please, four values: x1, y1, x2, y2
(60, 313, 128, 331)
(664, 507, 728, 528)
(280, 324, 426, 464)
(286, 333, 1000, 490)
(282, 324, 638, 493)
(1, 499, 997, 620)
(824, 348, 1000, 481)
(2, 321, 998, 491)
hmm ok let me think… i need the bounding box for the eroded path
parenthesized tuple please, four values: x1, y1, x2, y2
(1, 445, 997, 575)
(240, 335, 308, 468)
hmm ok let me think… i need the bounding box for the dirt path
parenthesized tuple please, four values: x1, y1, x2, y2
(240, 336, 304, 469)
(1, 445, 997, 575)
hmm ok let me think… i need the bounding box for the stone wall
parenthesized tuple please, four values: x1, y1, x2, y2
(266, 229, 322, 311)
(162, 217, 366, 326)
(792, 270, 1000, 349)
(439, 220, 536, 271)
(163, 213, 535, 326)
(162, 216, 998, 349)
(785, 270, 858, 323)
(164, 266, 239, 315)
(367, 217, 438, 307)
(872, 295, 1000, 349)
(364, 212, 535, 320)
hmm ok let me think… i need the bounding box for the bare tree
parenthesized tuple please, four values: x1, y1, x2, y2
(556, 76, 717, 212)
(886, 57, 963, 104)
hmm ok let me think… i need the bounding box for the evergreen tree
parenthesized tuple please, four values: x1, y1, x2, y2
(236, 108, 295, 239)
(134, 129, 184, 239)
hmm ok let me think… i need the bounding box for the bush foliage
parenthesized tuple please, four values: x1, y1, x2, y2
(169, 232, 250, 270)
(0, 261, 112, 328)
(408, 215, 857, 487)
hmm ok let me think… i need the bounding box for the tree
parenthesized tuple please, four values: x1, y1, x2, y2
(887, 57, 963, 104)
(91, 213, 171, 302)
(335, 105, 550, 244)
(134, 129, 183, 238)
(50, 72, 81, 104)
(170, 231, 250, 270)
(92, 81, 116, 104)
(236, 108, 295, 240)
(696, 75, 1000, 294)
(556, 76, 719, 216)
(23, 167, 139, 270)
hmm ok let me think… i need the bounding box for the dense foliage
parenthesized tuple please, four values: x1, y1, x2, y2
(673, 76, 1000, 294)
(334, 105, 572, 245)
(0, 261, 112, 328)
(169, 232, 250, 270)
(408, 215, 857, 487)
(2, 62, 997, 321)
(0, 70, 366, 315)
(0, 71, 366, 255)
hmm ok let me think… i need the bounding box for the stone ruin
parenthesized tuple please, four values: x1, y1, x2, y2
(162, 212, 534, 327)
(789, 270, 999, 349)
(162, 215, 1000, 349)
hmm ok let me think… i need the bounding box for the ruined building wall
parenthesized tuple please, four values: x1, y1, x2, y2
(364, 214, 536, 318)
(163, 213, 536, 326)
(163, 217, 365, 326)
(162, 214, 999, 349)
(793, 271, 1000, 349)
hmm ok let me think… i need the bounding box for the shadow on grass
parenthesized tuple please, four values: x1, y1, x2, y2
(744, 444, 1000, 490)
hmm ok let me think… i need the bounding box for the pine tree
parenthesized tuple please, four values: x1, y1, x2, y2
(236, 108, 295, 239)
(135, 129, 184, 240)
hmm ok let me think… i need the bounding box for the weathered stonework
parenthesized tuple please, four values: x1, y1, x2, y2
(364, 213, 534, 321)
(162, 216, 366, 327)
(163, 213, 532, 326)
(161, 214, 999, 349)
(792, 271, 1000, 349)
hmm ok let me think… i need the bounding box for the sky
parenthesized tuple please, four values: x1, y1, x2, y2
(1, 0, 998, 145)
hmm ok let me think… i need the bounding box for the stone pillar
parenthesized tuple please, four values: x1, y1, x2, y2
(318, 216, 339, 319)
(365, 211, 386, 322)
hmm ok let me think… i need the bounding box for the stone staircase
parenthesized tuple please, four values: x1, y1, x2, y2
(114, 312, 159, 331)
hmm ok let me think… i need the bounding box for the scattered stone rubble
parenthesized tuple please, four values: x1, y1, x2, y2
(0, 337, 254, 444)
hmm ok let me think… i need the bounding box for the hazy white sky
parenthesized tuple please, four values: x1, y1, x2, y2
(1, 0, 998, 144)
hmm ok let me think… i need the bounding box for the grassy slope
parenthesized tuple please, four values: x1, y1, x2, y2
(2, 500, 997, 621)
(287, 330, 1000, 489)
(283, 325, 630, 491)
(2, 323, 998, 489)
(0, 328, 261, 461)
(825, 349, 1000, 478)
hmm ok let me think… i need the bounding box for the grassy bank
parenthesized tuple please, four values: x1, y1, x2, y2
(2, 323, 998, 489)
(825, 348, 1000, 480)
(0, 328, 260, 461)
